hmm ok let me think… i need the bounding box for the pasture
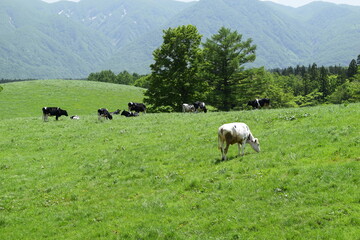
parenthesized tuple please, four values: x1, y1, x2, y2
(0, 80, 359, 239)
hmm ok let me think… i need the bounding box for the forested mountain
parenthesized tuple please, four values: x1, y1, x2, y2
(1, 0, 359, 79)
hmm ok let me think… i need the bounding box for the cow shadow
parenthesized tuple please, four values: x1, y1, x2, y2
(213, 154, 249, 164)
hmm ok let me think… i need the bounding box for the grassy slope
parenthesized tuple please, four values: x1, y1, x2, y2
(0, 80, 359, 239)
(0, 80, 146, 120)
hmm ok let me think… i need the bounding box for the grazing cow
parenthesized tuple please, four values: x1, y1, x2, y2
(193, 101, 207, 113)
(247, 98, 270, 109)
(128, 102, 146, 113)
(110, 109, 121, 115)
(121, 110, 139, 117)
(182, 103, 195, 113)
(42, 107, 68, 121)
(70, 115, 80, 120)
(98, 108, 113, 120)
(218, 122, 260, 161)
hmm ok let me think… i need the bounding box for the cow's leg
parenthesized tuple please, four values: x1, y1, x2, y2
(237, 143, 241, 157)
(221, 144, 226, 161)
(56, 115, 59, 120)
(43, 114, 47, 122)
(241, 142, 246, 156)
(223, 143, 230, 161)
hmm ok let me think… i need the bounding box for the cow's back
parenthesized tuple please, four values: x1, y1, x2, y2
(219, 123, 249, 144)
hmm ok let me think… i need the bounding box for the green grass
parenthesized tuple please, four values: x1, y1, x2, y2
(0, 80, 145, 120)
(0, 80, 359, 239)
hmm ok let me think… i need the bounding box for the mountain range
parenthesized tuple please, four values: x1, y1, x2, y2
(1, 0, 360, 79)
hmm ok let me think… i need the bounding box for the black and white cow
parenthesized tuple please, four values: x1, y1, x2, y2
(182, 103, 195, 113)
(98, 108, 113, 120)
(70, 115, 80, 120)
(121, 110, 139, 117)
(193, 101, 207, 113)
(42, 107, 68, 121)
(247, 98, 270, 109)
(110, 109, 121, 115)
(128, 102, 146, 113)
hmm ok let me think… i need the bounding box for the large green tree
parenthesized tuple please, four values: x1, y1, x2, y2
(202, 27, 256, 111)
(144, 25, 204, 112)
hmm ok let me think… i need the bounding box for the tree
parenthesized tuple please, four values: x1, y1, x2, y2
(88, 70, 116, 83)
(134, 75, 151, 89)
(144, 25, 204, 112)
(202, 27, 256, 111)
(347, 59, 358, 79)
(328, 79, 360, 104)
(116, 70, 135, 85)
(319, 66, 329, 99)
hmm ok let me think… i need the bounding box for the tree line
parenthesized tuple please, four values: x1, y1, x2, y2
(87, 25, 360, 112)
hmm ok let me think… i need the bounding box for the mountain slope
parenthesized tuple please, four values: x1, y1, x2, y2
(0, 0, 115, 78)
(0, 0, 359, 78)
(110, 0, 313, 72)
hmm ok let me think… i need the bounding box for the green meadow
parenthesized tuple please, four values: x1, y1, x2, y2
(0, 80, 359, 239)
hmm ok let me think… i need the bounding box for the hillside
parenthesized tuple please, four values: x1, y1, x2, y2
(1, 0, 360, 78)
(0, 80, 145, 119)
(0, 79, 359, 239)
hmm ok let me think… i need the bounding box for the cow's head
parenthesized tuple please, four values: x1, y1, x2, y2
(248, 138, 260, 153)
(61, 109, 68, 116)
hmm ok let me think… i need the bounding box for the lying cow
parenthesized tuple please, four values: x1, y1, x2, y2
(218, 122, 260, 161)
(182, 103, 195, 113)
(110, 109, 121, 115)
(70, 115, 80, 120)
(121, 110, 139, 117)
(42, 107, 68, 121)
(98, 108, 113, 120)
(247, 98, 270, 109)
(194, 101, 207, 113)
(128, 102, 146, 113)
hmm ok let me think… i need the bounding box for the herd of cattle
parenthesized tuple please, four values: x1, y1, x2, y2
(42, 98, 269, 160)
(41, 102, 147, 122)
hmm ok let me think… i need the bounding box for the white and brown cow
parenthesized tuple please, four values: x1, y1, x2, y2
(218, 122, 260, 160)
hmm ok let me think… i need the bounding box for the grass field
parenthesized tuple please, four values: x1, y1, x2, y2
(0, 80, 145, 120)
(0, 80, 359, 239)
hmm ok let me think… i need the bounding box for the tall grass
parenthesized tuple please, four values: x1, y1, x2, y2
(0, 80, 359, 239)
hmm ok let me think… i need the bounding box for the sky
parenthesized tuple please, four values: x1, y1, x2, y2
(260, 0, 360, 7)
(41, 0, 360, 7)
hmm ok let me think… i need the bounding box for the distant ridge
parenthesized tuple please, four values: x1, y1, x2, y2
(1, 0, 359, 78)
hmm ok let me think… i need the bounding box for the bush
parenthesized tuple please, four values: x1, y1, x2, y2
(328, 80, 360, 104)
